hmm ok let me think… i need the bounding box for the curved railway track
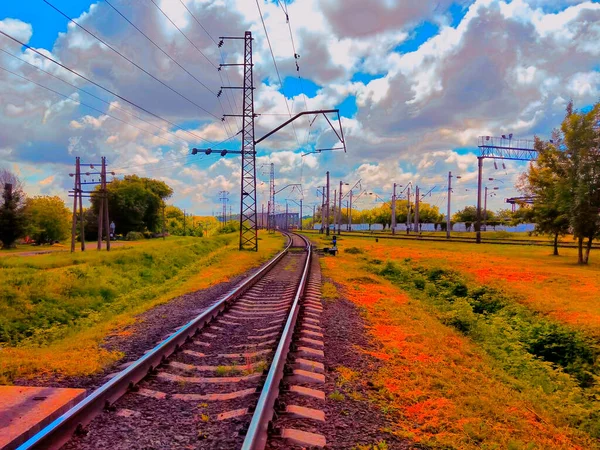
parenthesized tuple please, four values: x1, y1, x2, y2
(19, 232, 327, 450)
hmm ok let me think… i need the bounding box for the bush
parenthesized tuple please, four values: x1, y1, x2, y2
(345, 247, 364, 254)
(125, 231, 145, 241)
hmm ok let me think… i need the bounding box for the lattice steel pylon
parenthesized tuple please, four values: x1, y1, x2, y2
(239, 31, 257, 250)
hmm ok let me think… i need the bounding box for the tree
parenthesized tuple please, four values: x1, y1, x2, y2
(495, 208, 515, 225)
(522, 101, 600, 263)
(418, 203, 443, 224)
(24, 196, 71, 244)
(92, 175, 173, 235)
(561, 102, 600, 264)
(453, 206, 478, 231)
(0, 172, 27, 249)
(0, 170, 27, 249)
(519, 137, 571, 256)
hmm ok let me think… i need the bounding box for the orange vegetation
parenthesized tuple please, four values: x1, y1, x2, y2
(319, 243, 596, 449)
(347, 237, 600, 339)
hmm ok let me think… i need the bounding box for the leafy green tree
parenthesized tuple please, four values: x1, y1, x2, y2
(24, 196, 71, 244)
(92, 175, 173, 235)
(0, 170, 27, 248)
(453, 206, 478, 230)
(522, 101, 600, 263)
(519, 137, 571, 255)
(495, 208, 515, 225)
(561, 103, 600, 264)
(418, 203, 443, 224)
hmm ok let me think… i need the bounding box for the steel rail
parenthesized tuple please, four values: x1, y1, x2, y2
(18, 235, 294, 450)
(242, 232, 312, 450)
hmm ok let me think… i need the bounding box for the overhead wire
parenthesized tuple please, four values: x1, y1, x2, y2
(104, 0, 235, 138)
(177, 0, 241, 131)
(255, 0, 300, 146)
(0, 64, 186, 148)
(147, 0, 236, 137)
(0, 47, 196, 148)
(43, 0, 225, 123)
(103, 0, 215, 97)
(0, 30, 215, 145)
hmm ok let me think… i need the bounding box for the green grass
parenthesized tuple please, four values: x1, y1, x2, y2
(0, 236, 232, 346)
(0, 232, 284, 383)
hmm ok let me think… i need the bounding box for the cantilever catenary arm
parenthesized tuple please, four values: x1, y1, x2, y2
(254, 109, 347, 153)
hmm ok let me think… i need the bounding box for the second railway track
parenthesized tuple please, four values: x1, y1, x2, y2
(19, 232, 326, 450)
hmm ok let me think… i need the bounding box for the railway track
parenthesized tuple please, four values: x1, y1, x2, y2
(19, 232, 327, 450)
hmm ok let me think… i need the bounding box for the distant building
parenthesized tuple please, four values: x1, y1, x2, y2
(256, 212, 299, 229)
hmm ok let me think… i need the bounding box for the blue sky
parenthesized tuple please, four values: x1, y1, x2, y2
(1, 0, 599, 216)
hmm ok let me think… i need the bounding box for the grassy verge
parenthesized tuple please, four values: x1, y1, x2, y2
(0, 232, 283, 383)
(306, 233, 599, 449)
(312, 233, 600, 340)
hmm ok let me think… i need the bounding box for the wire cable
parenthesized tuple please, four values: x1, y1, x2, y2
(255, 0, 300, 145)
(0, 30, 214, 145)
(104, 0, 216, 96)
(146, 0, 236, 137)
(0, 64, 184, 147)
(0, 47, 196, 147)
(104, 0, 235, 138)
(43, 0, 223, 122)
(177, 0, 241, 131)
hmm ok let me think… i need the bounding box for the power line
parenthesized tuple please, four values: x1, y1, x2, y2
(148, 0, 218, 70)
(178, 0, 218, 46)
(0, 64, 185, 147)
(0, 47, 196, 147)
(146, 0, 236, 137)
(104, 0, 236, 139)
(104, 0, 216, 96)
(177, 0, 241, 130)
(255, 0, 300, 145)
(43, 0, 222, 121)
(0, 30, 214, 145)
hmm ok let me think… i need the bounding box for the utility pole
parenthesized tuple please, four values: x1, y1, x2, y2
(221, 31, 257, 250)
(312, 204, 316, 229)
(447, 172, 452, 239)
(70, 157, 81, 252)
(348, 190, 353, 231)
(338, 181, 343, 235)
(484, 186, 488, 232)
(406, 185, 411, 234)
(476, 156, 483, 243)
(325, 171, 330, 236)
(162, 203, 166, 240)
(102, 157, 110, 251)
(299, 199, 303, 231)
(391, 183, 397, 235)
(285, 201, 289, 231)
(332, 189, 336, 236)
(414, 186, 420, 234)
(219, 191, 229, 229)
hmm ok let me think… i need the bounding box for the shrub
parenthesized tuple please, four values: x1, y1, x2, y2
(125, 231, 145, 241)
(345, 247, 364, 254)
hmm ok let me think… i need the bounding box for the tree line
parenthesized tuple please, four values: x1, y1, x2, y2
(0, 169, 71, 248)
(0, 172, 221, 249)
